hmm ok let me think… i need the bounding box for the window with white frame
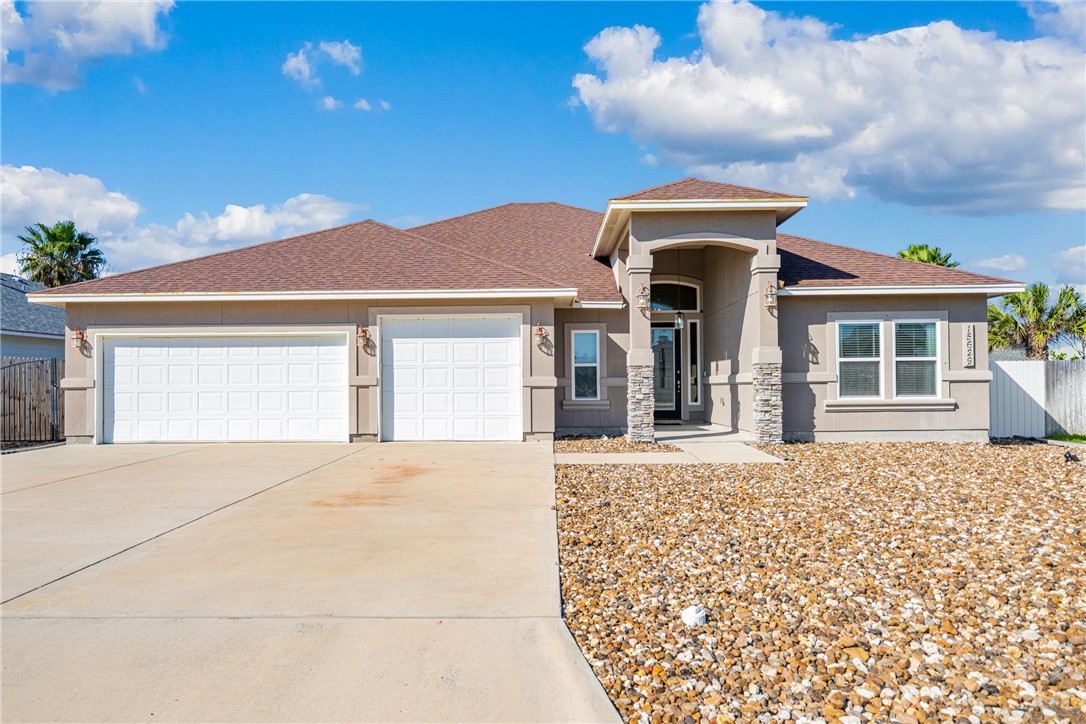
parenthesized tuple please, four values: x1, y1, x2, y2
(894, 321, 938, 396)
(837, 322, 881, 398)
(572, 330, 600, 400)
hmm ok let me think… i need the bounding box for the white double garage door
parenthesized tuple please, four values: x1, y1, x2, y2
(101, 316, 523, 443)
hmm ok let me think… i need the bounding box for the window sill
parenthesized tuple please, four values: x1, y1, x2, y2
(825, 398, 957, 413)
(562, 399, 610, 411)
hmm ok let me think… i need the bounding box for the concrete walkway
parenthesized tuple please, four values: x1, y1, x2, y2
(1, 443, 618, 723)
(556, 424, 783, 465)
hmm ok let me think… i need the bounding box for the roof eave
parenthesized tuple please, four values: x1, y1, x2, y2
(592, 198, 809, 258)
(778, 283, 1025, 297)
(28, 288, 582, 307)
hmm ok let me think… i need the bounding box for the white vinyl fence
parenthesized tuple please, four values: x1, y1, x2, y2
(989, 360, 1085, 438)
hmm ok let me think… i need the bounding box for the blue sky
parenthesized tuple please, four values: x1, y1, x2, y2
(2, 1, 1083, 289)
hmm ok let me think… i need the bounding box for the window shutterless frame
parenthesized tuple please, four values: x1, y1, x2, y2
(892, 320, 940, 398)
(686, 319, 701, 406)
(835, 320, 884, 399)
(571, 329, 600, 400)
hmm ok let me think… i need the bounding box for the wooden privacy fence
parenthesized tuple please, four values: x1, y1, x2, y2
(1, 357, 65, 448)
(989, 359, 1085, 438)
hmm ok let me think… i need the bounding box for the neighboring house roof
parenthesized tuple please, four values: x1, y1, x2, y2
(410, 203, 621, 303)
(777, 234, 1017, 290)
(615, 177, 805, 202)
(32, 220, 575, 298)
(1, 273, 65, 336)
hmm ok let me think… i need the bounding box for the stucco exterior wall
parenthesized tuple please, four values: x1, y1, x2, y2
(778, 294, 990, 441)
(61, 299, 557, 443)
(553, 307, 629, 433)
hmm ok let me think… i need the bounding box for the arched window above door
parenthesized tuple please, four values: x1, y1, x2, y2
(650, 282, 700, 312)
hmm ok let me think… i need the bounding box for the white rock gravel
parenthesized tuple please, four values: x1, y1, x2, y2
(555, 442, 1086, 723)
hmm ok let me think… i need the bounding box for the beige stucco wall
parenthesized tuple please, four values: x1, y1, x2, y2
(777, 294, 990, 441)
(61, 299, 557, 443)
(553, 307, 629, 432)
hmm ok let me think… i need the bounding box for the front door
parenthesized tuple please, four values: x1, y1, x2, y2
(652, 325, 682, 420)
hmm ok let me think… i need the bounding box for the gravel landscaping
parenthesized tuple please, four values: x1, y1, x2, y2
(556, 442, 1086, 723)
(555, 435, 681, 454)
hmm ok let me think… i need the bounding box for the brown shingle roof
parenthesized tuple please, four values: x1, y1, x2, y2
(35, 220, 570, 296)
(777, 233, 1017, 288)
(616, 177, 805, 201)
(410, 202, 621, 303)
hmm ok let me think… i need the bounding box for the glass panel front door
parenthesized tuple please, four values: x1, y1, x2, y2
(652, 326, 681, 420)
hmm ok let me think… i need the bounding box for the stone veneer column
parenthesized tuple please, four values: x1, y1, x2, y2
(752, 360, 783, 443)
(626, 363, 655, 442)
(626, 252, 655, 443)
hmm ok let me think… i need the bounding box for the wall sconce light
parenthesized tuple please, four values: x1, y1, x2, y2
(356, 325, 369, 345)
(533, 324, 548, 347)
(636, 284, 651, 312)
(71, 327, 86, 349)
(674, 312, 685, 330)
(763, 283, 778, 310)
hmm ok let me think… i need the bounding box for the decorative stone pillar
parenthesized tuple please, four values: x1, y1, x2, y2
(626, 363, 655, 442)
(751, 345, 783, 443)
(752, 361, 783, 443)
(626, 251, 655, 443)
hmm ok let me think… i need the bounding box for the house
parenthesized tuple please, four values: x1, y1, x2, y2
(2, 273, 66, 359)
(30, 178, 1023, 445)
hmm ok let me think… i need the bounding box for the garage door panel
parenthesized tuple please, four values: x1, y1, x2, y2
(103, 335, 348, 443)
(380, 317, 521, 442)
(138, 392, 165, 414)
(168, 391, 195, 412)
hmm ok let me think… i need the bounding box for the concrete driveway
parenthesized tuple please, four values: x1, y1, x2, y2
(1, 443, 618, 723)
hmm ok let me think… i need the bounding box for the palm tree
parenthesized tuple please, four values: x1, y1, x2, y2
(16, 221, 107, 287)
(897, 244, 960, 267)
(988, 283, 1082, 360)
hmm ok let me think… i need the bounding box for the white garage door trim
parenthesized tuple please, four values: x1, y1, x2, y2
(96, 332, 350, 444)
(378, 314, 524, 442)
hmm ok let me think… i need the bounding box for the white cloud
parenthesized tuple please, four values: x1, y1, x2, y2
(318, 40, 362, 75)
(283, 38, 363, 88)
(2, 0, 173, 91)
(1, 165, 141, 238)
(573, 1, 1086, 214)
(320, 96, 343, 110)
(1025, 1, 1086, 45)
(281, 43, 317, 87)
(977, 253, 1028, 272)
(134, 77, 146, 94)
(1, 253, 20, 275)
(379, 99, 391, 111)
(1, 165, 361, 273)
(1050, 244, 1086, 285)
(354, 98, 372, 111)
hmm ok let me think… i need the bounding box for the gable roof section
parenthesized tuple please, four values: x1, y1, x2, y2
(410, 202, 621, 303)
(777, 233, 1018, 290)
(33, 220, 575, 299)
(616, 177, 804, 202)
(1, 274, 65, 336)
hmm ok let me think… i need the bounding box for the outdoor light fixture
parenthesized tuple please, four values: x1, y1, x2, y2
(533, 324, 548, 347)
(71, 328, 85, 348)
(674, 312, 685, 330)
(636, 284, 651, 311)
(763, 283, 778, 310)
(356, 325, 369, 344)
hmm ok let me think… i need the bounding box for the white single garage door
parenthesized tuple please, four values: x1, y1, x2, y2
(102, 335, 349, 443)
(380, 316, 522, 441)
